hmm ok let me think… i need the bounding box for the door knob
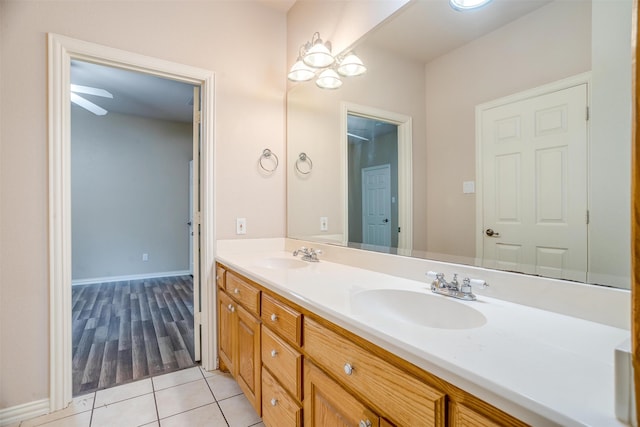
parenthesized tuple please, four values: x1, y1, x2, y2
(382, 218, 389, 223)
(485, 228, 501, 237)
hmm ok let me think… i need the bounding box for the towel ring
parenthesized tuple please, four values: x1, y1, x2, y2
(259, 149, 278, 173)
(295, 152, 313, 175)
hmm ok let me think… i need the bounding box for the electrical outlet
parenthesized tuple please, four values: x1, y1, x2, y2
(320, 216, 328, 231)
(142, 253, 149, 262)
(236, 218, 247, 235)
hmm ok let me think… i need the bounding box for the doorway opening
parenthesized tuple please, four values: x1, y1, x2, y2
(49, 33, 216, 410)
(342, 103, 413, 254)
(70, 60, 200, 395)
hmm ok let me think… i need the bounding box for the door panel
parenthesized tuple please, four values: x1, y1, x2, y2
(481, 84, 588, 281)
(362, 165, 391, 246)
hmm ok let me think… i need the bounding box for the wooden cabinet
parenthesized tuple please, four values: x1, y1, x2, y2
(218, 290, 235, 374)
(216, 263, 529, 427)
(262, 367, 302, 427)
(216, 267, 262, 415)
(304, 360, 380, 427)
(236, 304, 261, 413)
(304, 317, 446, 427)
(260, 293, 304, 427)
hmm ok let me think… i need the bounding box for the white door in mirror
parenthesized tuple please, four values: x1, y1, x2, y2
(480, 83, 588, 282)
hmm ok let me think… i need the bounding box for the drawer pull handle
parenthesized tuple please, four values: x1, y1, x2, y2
(359, 420, 372, 427)
(270, 313, 278, 321)
(227, 304, 235, 312)
(270, 398, 278, 406)
(233, 288, 240, 294)
(343, 363, 354, 376)
(270, 349, 278, 358)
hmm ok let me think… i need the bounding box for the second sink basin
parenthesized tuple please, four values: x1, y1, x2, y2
(253, 257, 308, 270)
(351, 289, 487, 329)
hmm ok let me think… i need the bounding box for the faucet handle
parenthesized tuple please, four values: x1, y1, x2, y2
(469, 278, 489, 289)
(460, 278, 472, 294)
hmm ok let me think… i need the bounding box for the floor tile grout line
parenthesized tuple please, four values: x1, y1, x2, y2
(202, 372, 231, 427)
(151, 371, 161, 426)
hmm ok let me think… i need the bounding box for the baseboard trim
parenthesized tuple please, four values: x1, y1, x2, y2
(71, 270, 191, 286)
(0, 398, 50, 426)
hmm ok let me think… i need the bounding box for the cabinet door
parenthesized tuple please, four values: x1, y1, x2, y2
(450, 403, 503, 427)
(304, 361, 379, 427)
(218, 290, 236, 374)
(237, 304, 262, 416)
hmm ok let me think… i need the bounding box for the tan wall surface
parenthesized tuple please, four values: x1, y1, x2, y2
(0, 0, 286, 409)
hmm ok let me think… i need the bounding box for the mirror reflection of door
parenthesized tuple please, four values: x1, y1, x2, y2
(479, 82, 588, 282)
(347, 114, 399, 248)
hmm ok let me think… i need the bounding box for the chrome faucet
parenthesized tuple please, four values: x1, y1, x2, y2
(427, 271, 488, 301)
(293, 247, 322, 262)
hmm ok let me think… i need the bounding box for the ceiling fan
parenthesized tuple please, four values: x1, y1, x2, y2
(70, 84, 113, 116)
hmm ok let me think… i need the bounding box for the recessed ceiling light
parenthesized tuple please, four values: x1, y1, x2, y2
(449, 0, 493, 11)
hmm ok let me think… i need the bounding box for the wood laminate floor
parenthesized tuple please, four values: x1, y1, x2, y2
(72, 275, 196, 396)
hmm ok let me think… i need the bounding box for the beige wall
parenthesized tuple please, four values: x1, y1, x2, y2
(287, 43, 426, 244)
(0, 0, 286, 409)
(423, 0, 592, 258)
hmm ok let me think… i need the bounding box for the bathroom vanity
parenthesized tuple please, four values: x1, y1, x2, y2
(215, 240, 630, 427)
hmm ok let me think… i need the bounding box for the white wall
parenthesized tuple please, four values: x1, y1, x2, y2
(589, 0, 632, 288)
(0, 0, 286, 410)
(71, 109, 192, 281)
(423, 1, 592, 258)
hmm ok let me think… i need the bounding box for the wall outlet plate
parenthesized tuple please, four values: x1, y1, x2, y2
(236, 218, 247, 235)
(320, 216, 328, 231)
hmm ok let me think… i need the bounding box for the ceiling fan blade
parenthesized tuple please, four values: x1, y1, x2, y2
(70, 84, 113, 99)
(347, 132, 370, 142)
(71, 93, 108, 116)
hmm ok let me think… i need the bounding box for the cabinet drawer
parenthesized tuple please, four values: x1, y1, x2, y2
(304, 318, 446, 427)
(216, 265, 226, 289)
(262, 367, 302, 427)
(262, 326, 303, 400)
(226, 272, 260, 315)
(261, 293, 302, 345)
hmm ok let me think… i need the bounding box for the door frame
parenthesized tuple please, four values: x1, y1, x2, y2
(475, 72, 591, 267)
(341, 102, 413, 253)
(47, 33, 217, 411)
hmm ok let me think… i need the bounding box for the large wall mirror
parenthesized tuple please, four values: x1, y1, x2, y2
(287, 0, 632, 290)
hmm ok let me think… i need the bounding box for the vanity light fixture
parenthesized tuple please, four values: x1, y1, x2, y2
(449, 0, 493, 11)
(337, 53, 367, 77)
(316, 69, 343, 89)
(303, 32, 334, 68)
(288, 32, 367, 89)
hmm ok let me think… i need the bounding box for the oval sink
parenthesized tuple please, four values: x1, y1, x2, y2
(254, 257, 308, 270)
(351, 289, 487, 329)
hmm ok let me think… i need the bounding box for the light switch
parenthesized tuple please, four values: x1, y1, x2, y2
(463, 181, 475, 194)
(320, 216, 328, 231)
(236, 218, 247, 235)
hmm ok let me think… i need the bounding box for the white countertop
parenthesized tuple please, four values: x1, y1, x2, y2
(215, 248, 630, 427)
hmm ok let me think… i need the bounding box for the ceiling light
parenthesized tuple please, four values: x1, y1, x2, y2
(303, 32, 334, 68)
(449, 0, 493, 11)
(337, 53, 367, 77)
(316, 69, 342, 90)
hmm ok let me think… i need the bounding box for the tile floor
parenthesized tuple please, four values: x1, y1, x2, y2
(13, 366, 264, 427)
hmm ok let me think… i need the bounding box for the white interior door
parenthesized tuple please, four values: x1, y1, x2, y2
(362, 164, 391, 246)
(192, 86, 201, 361)
(480, 84, 588, 281)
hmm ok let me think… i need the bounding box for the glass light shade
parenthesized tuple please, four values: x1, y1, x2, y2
(449, 0, 492, 11)
(337, 54, 367, 77)
(316, 69, 342, 90)
(288, 59, 315, 82)
(303, 41, 335, 68)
